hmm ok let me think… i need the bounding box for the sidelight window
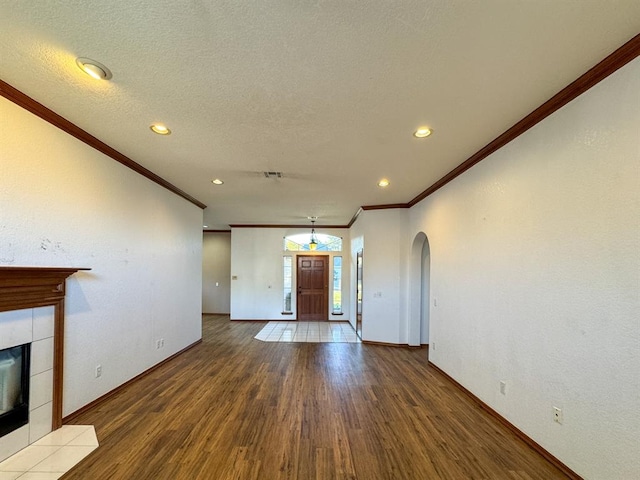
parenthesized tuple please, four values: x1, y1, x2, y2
(283, 256, 292, 313)
(332, 256, 342, 314)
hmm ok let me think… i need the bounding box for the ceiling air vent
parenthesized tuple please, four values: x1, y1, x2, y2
(263, 171, 283, 179)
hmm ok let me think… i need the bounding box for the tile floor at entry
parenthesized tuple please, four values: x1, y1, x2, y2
(0, 425, 98, 480)
(255, 321, 360, 343)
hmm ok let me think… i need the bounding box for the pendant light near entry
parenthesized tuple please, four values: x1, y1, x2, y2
(309, 217, 318, 251)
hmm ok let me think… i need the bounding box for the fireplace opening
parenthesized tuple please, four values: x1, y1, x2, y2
(0, 343, 30, 438)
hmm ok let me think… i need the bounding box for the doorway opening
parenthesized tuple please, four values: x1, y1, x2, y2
(297, 255, 329, 321)
(409, 233, 430, 347)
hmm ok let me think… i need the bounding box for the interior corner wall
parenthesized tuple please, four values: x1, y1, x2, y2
(202, 232, 231, 314)
(350, 209, 408, 343)
(230, 227, 350, 321)
(0, 97, 203, 417)
(407, 58, 640, 479)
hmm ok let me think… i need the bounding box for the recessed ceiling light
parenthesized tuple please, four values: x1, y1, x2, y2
(150, 124, 171, 135)
(414, 127, 432, 138)
(211, 179, 224, 185)
(378, 179, 390, 187)
(75, 57, 112, 80)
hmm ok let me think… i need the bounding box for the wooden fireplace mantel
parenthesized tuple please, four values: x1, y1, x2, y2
(0, 266, 90, 429)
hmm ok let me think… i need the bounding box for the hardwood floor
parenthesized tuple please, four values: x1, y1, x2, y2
(62, 315, 568, 479)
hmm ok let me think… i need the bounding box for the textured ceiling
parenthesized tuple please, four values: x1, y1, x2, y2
(1, 1, 639, 228)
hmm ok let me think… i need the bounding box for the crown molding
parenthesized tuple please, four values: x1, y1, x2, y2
(229, 224, 348, 229)
(0, 80, 207, 210)
(361, 204, 410, 211)
(407, 33, 640, 207)
(3, 33, 637, 223)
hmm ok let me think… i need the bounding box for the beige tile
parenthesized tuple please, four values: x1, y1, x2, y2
(0, 446, 59, 472)
(29, 403, 53, 444)
(66, 428, 98, 447)
(30, 338, 53, 376)
(0, 472, 22, 480)
(33, 426, 92, 447)
(255, 321, 360, 343)
(31, 306, 55, 341)
(0, 309, 33, 351)
(30, 446, 97, 473)
(15, 473, 63, 480)
(29, 370, 53, 410)
(0, 425, 29, 464)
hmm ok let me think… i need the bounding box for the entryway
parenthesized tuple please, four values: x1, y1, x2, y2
(254, 321, 359, 343)
(297, 255, 328, 321)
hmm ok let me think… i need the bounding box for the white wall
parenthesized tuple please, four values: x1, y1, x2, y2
(350, 209, 408, 343)
(230, 227, 350, 321)
(407, 59, 640, 479)
(202, 232, 231, 314)
(0, 97, 203, 416)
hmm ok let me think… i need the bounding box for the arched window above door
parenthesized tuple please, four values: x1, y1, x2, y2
(283, 234, 342, 252)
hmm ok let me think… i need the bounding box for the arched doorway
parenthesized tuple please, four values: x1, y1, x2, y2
(409, 232, 430, 347)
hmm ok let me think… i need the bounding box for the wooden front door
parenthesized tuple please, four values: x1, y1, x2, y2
(297, 255, 328, 321)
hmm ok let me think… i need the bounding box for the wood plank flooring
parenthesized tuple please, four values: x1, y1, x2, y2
(62, 315, 568, 479)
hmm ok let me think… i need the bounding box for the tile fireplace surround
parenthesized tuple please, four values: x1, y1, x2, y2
(0, 267, 88, 463)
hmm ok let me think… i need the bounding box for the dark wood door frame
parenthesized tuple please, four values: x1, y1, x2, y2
(296, 255, 329, 321)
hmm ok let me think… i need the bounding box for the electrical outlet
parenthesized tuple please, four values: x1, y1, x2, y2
(553, 406, 563, 424)
(156, 339, 162, 349)
(95, 365, 102, 378)
(500, 381, 507, 395)
(160, 338, 164, 348)
(433, 298, 437, 306)
(431, 342, 436, 351)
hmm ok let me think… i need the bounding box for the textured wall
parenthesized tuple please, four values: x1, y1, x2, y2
(202, 232, 231, 314)
(0, 97, 203, 416)
(408, 58, 640, 479)
(350, 209, 408, 343)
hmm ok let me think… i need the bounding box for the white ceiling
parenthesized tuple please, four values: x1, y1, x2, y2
(1, 1, 639, 229)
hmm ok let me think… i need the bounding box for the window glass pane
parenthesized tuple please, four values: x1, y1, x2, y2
(284, 234, 342, 251)
(283, 256, 292, 312)
(333, 256, 342, 313)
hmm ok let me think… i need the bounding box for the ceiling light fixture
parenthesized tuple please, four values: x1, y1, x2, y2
(75, 57, 112, 80)
(211, 179, 224, 185)
(150, 124, 171, 135)
(308, 216, 318, 251)
(378, 179, 390, 187)
(414, 127, 432, 138)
